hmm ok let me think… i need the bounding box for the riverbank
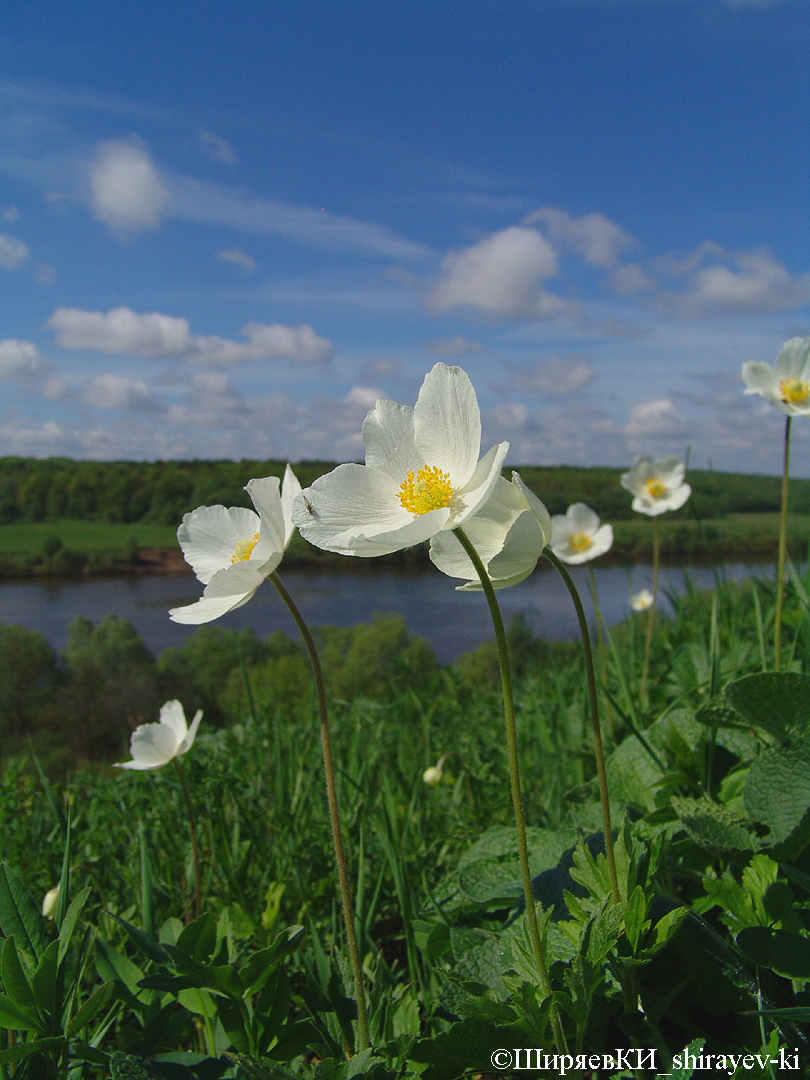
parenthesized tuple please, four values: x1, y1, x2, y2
(0, 510, 807, 579)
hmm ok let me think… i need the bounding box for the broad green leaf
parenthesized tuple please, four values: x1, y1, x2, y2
(736, 926, 810, 979)
(65, 980, 114, 1037)
(724, 672, 810, 739)
(744, 733, 810, 858)
(58, 885, 91, 964)
(449, 927, 505, 996)
(0, 1037, 65, 1065)
(605, 734, 664, 813)
(265, 1019, 319, 1062)
(176, 913, 217, 963)
(95, 938, 149, 1006)
(1, 935, 36, 1007)
(672, 797, 758, 859)
(178, 986, 217, 1018)
(0, 991, 45, 1032)
(31, 939, 60, 1020)
(0, 863, 47, 964)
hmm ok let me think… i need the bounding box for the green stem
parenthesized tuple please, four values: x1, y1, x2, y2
(588, 562, 612, 741)
(640, 516, 660, 705)
(544, 550, 620, 906)
(269, 571, 369, 1052)
(775, 415, 792, 672)
(171, 758, 201, 920)
(453, 528, 567, 1055)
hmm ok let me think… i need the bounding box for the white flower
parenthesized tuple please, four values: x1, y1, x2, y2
(170, 465, 301, 624)
(620, 455, 690, 517)
(429, 472, 551, 590)
(423, 765, 443, 785)
(114, 700, 202, 771)
(292, 364, 508, 557)
(42, 885, 60, 919)
(630, 588, 654, 612)
(550, 503, 613, 565)
(742, 337, 810, 416)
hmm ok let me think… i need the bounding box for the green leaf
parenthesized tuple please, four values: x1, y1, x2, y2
(0, 1036, 65, 1065)
(651, 906, 688, 951)
(32, 938, 60, 1020)
(744, 733, 810, 858)
(0, 991, 45, 1032)
(265, 1019, 319, 1062)
(95, 937, 149, 1006)
(1, 935, 36, 1007)
(672, 797, 759, 859)
(65, 980, 114, 1037)
(605, 733, 664, 813)
(736, 926, 810, 979)
(456, 827, 575, 904)
(724, 672, 810, 739)
(178, 986, 217, 1018)
(58, 885, 91, 964)
(624, 885, 648, 954)
(176, 913, 217, 963)
(449, 927, 505, 997)
(0, 863, 47, 964)
(107, 911, 171, 966)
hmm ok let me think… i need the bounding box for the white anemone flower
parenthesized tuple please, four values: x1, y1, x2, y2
(42, 885, 60, 920)
(170, 465, 301, 624)
(114, 700, 202, 771)
(550, 503, 613, 565)
(620, 455, 691, 517)
(429, 472, 551, 590)
(741, 337, 810, 416)
(630, 588, 654, 612)
(292, 364, 508, 557)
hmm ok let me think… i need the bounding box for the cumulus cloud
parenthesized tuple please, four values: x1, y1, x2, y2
(525, 208, 634, 269)
(85, 374, 166, 412)
(624, 398, 691, 438)
(42, 376, 68, 401)
(197, 129, 237, 165)
(429, 226, 569, 318)
(422, 335, 486, 357)
(47, 307, 333, 365)
(0, 340, 50, 378)
(506, 355, 595, 395)
(608, 263, 658, 297)
(217, 248, 256, 273)
(0, 234, 29, 269)
(89, 140, 170, 232)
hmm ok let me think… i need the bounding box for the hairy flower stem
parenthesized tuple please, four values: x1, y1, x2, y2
(171, 758, 201, 920)
(640, 517, 660, 705)
(454, 528, 567, 1055)
(544, 550, 620, 906)
(270, 572, 369, 1052)
(588, 563, 612, 740)
(775, 415, 792, 672)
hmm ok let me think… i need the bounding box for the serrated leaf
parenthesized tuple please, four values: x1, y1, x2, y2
(724, 672, 810, 739)
(672, 797, 758, 859)
(0, 863, 47, 965)
(744, 733, 810, 859)
(736, 926, 810, 979)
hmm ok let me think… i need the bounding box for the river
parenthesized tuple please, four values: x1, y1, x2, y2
(0, 561, 771, 664)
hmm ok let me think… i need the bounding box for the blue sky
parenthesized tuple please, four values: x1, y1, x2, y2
(0, 0, 808, 473)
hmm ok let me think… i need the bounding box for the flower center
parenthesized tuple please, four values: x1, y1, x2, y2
(645, 477, 667, 499)
(780, 377, 810, 406)
(569, 530, 593, 552)
(398, 466, 454, 515)
(231, 532, 259, 563)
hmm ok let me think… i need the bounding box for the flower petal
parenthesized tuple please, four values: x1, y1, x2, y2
(449, 441, 510, 527)
(362, 399, 423, 480)
(169, 591, 257, 624)
(294, 463, 449, 556)
(511, 472, 552, 545)
(567, 502, 600, 534)
(178, 505, 261, 585)
(177, 709, 203, 756)
(116, 722, 178, 769)
(158, 700, 187, 744)
(246, 476, 286, 555)
(774, 337, 810, 381)
(413, 364, 482, 488)
(280, 464, 302, 548)
(487, 510, 546, 582)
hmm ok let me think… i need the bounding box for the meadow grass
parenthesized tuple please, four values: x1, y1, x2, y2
(0, 519, 177, 556)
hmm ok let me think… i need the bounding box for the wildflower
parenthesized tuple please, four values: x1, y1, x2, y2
(741, 337, 810, 415)
(423, 764, 443, 785)
(114, 700, 202, 770)
(42, 884, 60, 919)
(429, 472, 551, 589)
(170, 465, 301, 624)
(620, 455, 690, 516)
(550, 503, 613, 565)
(630, 588, 654, 612)
(292, 364, 508, 556)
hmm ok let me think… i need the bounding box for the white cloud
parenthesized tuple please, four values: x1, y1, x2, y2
(85, 374, 166, 412)
(525, 208, 634, 269)
(624, 398, 691, 438)
(47, 307, 333, 364)
(429, 226, 569, 318)
(0, 339, 50, 377)
(0, 233, 29, 269)
(217, 248, 256, 273)
(508, 355, 595, 394)
(422, 335, 486, 357)
(608, 263, 658, 296)
(197, 129, 237, 165)
(89, 139, 170, 232)
(2, 207, 19, 222)
(42, 375, 68, 400)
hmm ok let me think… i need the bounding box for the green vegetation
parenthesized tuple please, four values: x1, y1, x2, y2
(1, 456, 809, 577)
(3, 572, 810, 1074)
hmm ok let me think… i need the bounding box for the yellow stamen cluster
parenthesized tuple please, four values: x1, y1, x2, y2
(231, 532, 259, 563)
(569, 530, 593, 552)
(645, 477, 667, 499)
(398, 465, 454, 515)
(780, 377, 810, 407)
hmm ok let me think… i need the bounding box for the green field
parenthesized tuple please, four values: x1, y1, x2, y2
(0, 518, 178, 556)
